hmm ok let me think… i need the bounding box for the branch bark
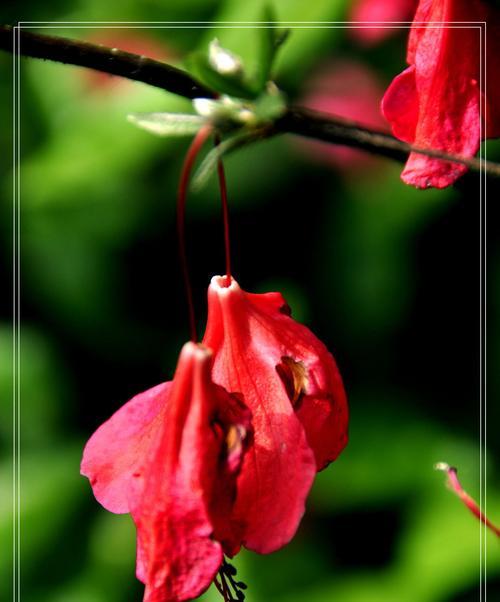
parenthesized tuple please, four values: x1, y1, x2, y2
(2, 24, 499, 179)
(276, 107, 498, 176)
(0, 25, 215, 99)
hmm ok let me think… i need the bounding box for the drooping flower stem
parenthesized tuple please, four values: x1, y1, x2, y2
(177, 125, 213, 342)
(435, 462, 500, 537)
(215, 134, 232, 287)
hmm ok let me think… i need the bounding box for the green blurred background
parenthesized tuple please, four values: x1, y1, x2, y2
(1, 1, 500, 601)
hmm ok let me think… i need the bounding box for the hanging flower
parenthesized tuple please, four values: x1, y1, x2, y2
(81, 342, 252, 602)
(381, 0, 500, 189)
(202, 276, 348, 554)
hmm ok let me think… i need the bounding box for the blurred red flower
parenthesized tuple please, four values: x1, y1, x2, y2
(297, 59, 389, 173)
(381, 0, 500, 188)
(203, 276, 348, 554)
(350, 0, 417, 46)
(81, 342, 251, 602)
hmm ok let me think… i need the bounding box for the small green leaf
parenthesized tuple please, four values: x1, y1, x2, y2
(255, 4, 291, 90)
(191, 133, 262, 191)
(127, 112, 205, 137)
(254, 85, 287, 122)
(186, 49, 258, 99)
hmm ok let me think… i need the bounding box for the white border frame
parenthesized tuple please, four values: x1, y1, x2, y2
(11, 19, 487, 602)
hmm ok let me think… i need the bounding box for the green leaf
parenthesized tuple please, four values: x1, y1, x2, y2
(191, 133, 259, 191)
(186, 49, 258, 100)
(253, 85, 287, 122)
(127, 112, 205, 137)
(204, 0, 347, 91)
(255, 4, 290, 90)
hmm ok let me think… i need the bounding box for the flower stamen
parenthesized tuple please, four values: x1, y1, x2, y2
(214, 558, 247, 601)
(276, 356, 308, 407)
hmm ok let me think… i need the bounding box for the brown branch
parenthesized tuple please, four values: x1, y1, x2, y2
(0, 25, 215, 99)
(277, 107, 500, 177)
(2, 24, 500, 179)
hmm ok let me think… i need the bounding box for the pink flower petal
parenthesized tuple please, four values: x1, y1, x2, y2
(382, 0, 500, 188)
(81, 382, 170, 514)
(82, 342, 252, 601)
(203, 276, 348, 553)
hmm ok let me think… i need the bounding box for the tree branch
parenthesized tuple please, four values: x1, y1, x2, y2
(276, 107, 499, 176)
(2, 24, 500, 179)
(0, 25, 215, 99)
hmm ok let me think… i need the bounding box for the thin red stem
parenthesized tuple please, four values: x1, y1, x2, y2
(436, 463, 500, 537)
(177, 125, 212, 342)
(214, 135, 232, 287)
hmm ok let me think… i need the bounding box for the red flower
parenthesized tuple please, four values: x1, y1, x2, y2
(382, 0, 500, 189)
(350, 0, 417, 46)
(81, 342, 251, 602)
(202, 276, 348, 554)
